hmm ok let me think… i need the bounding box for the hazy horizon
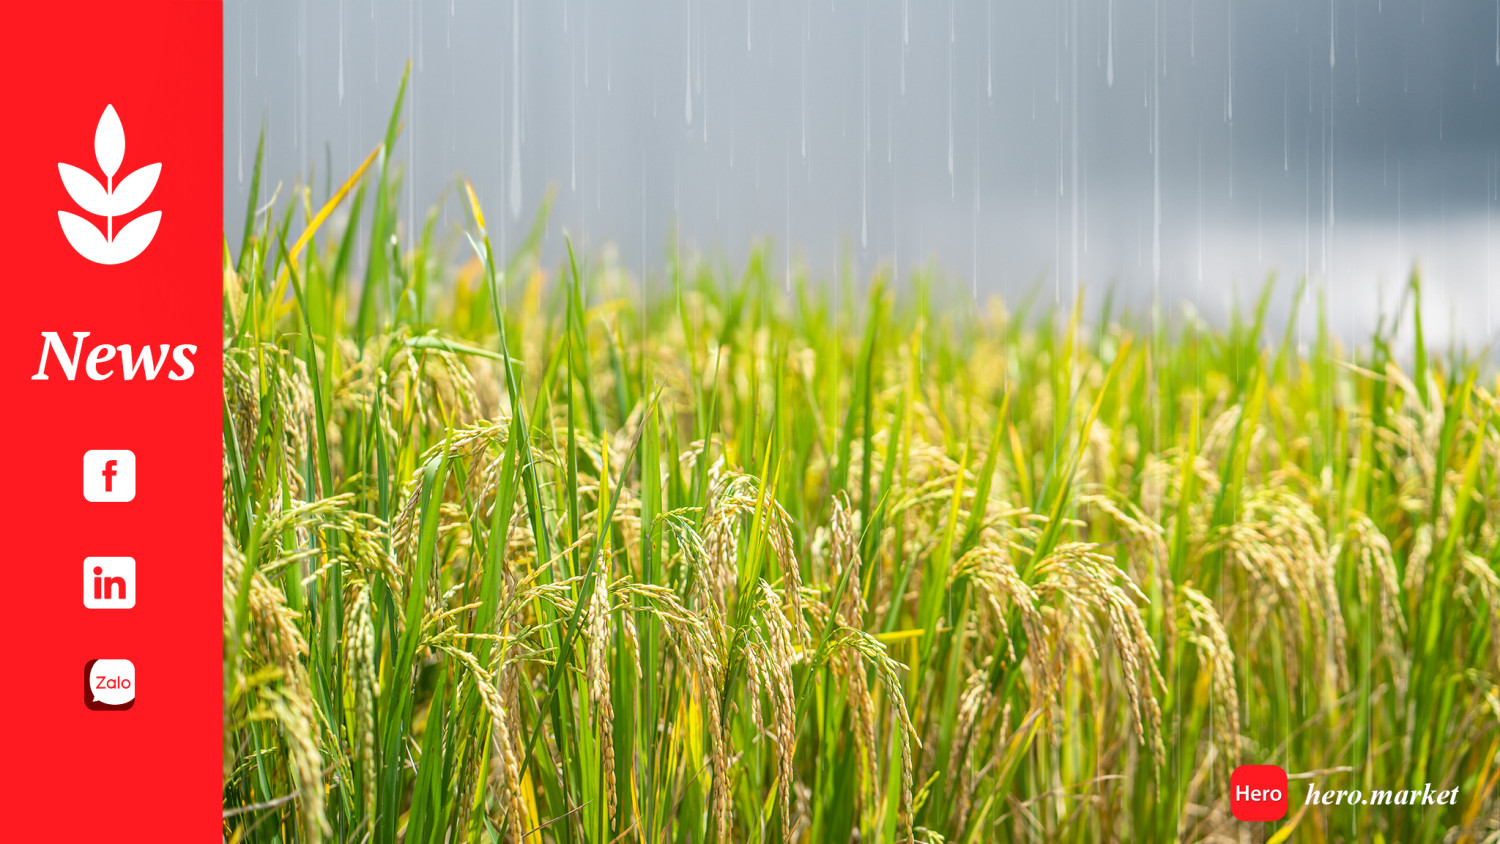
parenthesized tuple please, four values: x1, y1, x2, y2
(225, 0, 1500, 346)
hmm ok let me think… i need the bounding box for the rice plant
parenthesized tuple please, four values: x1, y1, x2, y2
(222, 72, 1500, 844)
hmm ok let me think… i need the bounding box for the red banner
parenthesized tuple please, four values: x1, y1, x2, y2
(0, 1, 221, 838)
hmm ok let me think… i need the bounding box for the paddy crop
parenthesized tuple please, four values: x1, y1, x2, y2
(222, 74, 1500, 843)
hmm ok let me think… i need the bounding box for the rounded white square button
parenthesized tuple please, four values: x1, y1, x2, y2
(83, 449, 135, 502)
(84, 557, 135, 609)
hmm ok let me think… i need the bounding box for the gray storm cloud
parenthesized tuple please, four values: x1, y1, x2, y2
(226, 0, 1500, 344)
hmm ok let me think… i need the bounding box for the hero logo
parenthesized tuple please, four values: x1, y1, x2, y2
(30, 332, 196, 381)
(1231, 765, 1289, 822)
(58, 104, 162, 265)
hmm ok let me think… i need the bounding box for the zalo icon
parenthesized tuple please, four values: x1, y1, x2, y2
(84, 659, 135, 711)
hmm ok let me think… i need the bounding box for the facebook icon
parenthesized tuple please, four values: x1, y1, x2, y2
(83, 450, 136, 502)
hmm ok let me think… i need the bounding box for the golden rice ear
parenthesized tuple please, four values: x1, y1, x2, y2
(1030, 542, 1166, 765)
(223, 527, 327, 843)
(586, 571, 618, 822)
(342, 584, 378, 822)
(1211, 478, 1349, 691)
(1177, 586, 1241, 773)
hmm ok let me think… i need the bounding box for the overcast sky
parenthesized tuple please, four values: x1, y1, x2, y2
(226, 0, 1500, 343)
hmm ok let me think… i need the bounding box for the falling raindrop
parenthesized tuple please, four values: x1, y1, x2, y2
(1283, 75, 1289, 171)
(876, 80, 888, 164)
(1106, 0, 1114, 87)
(297, 0, 307, 150)
(640, 163, 648, 298)
(1330, 0, 1336, 67)
(1197, 135, 1203, 282)
(862, 13, 869, 249)
(861, 175, 868, 249)
(1136, 207, 1142, 268)
(892, 151, 900, 284)
(1069, 0, 1078, 300)
(972, 155, 980, 299)
(510, 0, 523, 219)
(570, 41, 577, 191)
(785, 142, 791, 290)
(417, 0, 426, 74)
(947, 30, 954, 197)
(1356, 0, 1362, 102)
(900, 18, 907, 96)
(236, 0, 243, 183)
(1329, 136, 1335, 227)
(1303, 126, 1312, 281)
(1082, 143, 1089, 253)
(1226, 0, 1233, 120)
(684, 0, 693, 125)
(1152, 0, 1161, 299)
(800, 7, 807, 158)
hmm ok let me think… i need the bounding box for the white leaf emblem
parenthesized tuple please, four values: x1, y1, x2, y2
(58, 104, 162, 264)
(95, 105, 125, 179)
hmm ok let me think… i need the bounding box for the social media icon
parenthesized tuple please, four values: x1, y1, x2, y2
(83, 557, 135, 609)
(1231, 764, 1289, 822)
(84, 658, 135, 711)
(83, 449, 135, 502)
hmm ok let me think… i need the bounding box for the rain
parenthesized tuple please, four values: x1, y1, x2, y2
(225, 0, 1500, 348)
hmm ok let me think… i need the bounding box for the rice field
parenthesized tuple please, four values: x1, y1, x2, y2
(222, 77, 1500, 843)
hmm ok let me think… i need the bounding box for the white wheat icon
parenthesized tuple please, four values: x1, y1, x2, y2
(58, 105, 162, 265)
